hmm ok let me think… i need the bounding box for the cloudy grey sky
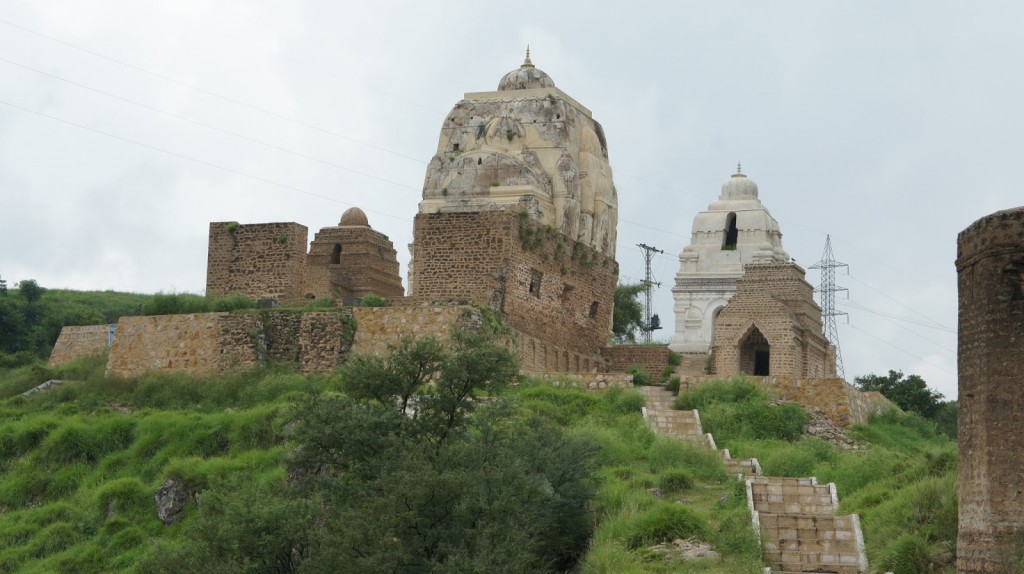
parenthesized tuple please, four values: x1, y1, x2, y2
(3, 1, 1020, 398)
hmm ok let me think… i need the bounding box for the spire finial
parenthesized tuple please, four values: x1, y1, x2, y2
(737, 161, 743, 174)
(522, 45, 534, 68)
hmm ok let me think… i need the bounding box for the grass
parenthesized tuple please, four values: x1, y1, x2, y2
(0, 361, 960, 573)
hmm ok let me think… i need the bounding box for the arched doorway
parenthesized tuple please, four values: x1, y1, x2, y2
(739, 327, 770, 376)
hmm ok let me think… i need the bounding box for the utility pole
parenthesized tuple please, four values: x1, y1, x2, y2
(637, 243, 664, 344)
(809, 235, 849, 378)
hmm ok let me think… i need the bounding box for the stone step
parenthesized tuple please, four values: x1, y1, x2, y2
(747, 476, 837, 515)
(758, 513, 867, 574)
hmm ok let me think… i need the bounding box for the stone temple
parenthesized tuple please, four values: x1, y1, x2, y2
(669, 166, 790, 354)
(416, 48, 617, 256)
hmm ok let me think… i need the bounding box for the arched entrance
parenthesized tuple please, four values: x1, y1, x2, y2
(739, 327, 770, 376)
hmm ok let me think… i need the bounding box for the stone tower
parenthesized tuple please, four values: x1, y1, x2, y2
(302, 207, 404, 303)
(956, 206, 1024, 572)
(711, 263, 833, 378)
(409, 52, 619, 361)
(669, 168, 790, 354)
(416, 48, 617, 255)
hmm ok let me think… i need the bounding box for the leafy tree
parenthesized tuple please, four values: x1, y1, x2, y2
(17, 279, 43, 305)
(166, 328, 598, 573)
(0, 274, 7, 296)
(612, 282, 647, 343)
(854, 370, 944, 419)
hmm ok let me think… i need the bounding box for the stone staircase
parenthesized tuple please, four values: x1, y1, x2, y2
(637, 385, 870, 574)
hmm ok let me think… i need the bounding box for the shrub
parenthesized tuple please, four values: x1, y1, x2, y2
(675, 378, 766, 410)
(361, 294, 389, 307)
(664, 376, 681, 395)
(95, 478, 151, 518)
(626, 365, 652, 386)
(600, 387, 645, 417)
(656, 469, 694, 492)
(622, 504, 708, 548)
(878, 533, 931, 574)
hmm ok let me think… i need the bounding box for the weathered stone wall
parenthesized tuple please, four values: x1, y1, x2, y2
(679, 375, 892, 427)
(105, 311, 353, 378)
(956, 206, 1024, 573)
(107, 314, 230, 378)
(713, 263, 833, 379)
(206, 222, 308, 301)
(303, 225, 404, 300)
(350, 305, 473, 357)
(298, 312, 351, 374)
(48, 324, 114, 367)
(516, 331, 607, 374)
(410, 211, 617, 356)
(601, 345, 672, 376)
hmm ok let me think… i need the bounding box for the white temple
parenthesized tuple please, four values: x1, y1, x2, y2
(669, 166, 790, 354)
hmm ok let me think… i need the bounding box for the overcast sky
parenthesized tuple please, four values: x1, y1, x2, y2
(3, 1, 1020, 399)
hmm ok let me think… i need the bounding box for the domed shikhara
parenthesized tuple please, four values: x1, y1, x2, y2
(498, 48, 556, 91)
(339, 207, 369, 227)
(416, 49, 617, 255)
(669, 167, 790, 354)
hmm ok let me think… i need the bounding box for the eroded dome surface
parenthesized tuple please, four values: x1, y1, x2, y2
(339, 207, 369, 227)
(497, 48, 555, 91)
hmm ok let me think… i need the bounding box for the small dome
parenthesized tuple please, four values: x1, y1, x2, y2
(720, 168, 758, 200)
(339, 207, 369, 227)
(498, 47, 555, 91)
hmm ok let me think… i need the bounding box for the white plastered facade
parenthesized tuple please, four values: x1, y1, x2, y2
(669, 171, 790, 353)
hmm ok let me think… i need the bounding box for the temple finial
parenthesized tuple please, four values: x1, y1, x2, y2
(737, 161, 742, 174)
(522, 45, 534, 68)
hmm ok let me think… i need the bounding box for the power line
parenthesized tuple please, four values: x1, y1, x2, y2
(847, 323, 956, 377)
(0, 55, 421, 194)
(0, 16, 426, 165)
(0, 98, 412, 224)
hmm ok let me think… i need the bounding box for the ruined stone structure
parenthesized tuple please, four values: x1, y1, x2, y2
(411, 210, 616, 358)
(712, 263, 834, 379)
(416, 49, 617, 255)
(956, 206, 1024, 573)
(409, 52, 620, 360)
(669, 168, 790, 355)
(48, 324, 115, 367)
(206, 207, 403, 304)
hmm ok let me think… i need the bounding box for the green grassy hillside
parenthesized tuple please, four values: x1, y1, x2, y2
(0, 346, 957, 573)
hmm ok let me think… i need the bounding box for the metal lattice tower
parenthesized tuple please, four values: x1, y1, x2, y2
(637, 243, 664, 344)
(809, 235, 849, 378)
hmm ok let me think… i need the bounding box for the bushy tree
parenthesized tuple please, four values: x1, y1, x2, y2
(155, 328, 598, 573)
(854, 370, 944, 419)
(612, 282, 647, 343)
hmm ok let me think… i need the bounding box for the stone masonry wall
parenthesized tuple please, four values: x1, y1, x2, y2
(679, 375, 892, 427)
(411, 211, 617, 356)
(105, 311, 353, 378)
(206, 222, 308, 301)
(601, 345, 672, 377)
(350, 305, 473, 357)
(48, 324, 114, 367)
(107, 314, 229, 378)
(956, 206, 1024, 573)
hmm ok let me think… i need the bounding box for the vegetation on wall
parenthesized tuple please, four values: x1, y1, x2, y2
(516, 212, 614, 270)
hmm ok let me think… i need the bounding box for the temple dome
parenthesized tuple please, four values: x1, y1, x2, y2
(498, 48, 555, 91)
(339, 207, 369, 227)
(720, 171, 758, 200)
